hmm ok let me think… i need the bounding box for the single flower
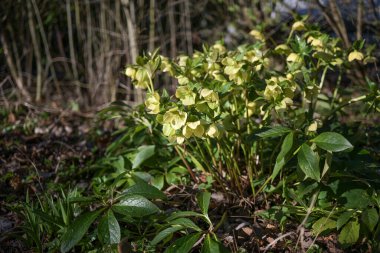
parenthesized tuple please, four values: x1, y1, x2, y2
(348, 51, 364, 62)
(292, 21, 305, 31)
(182, 121, 204, 138)
(176, 86, 196, 106)
(163, 108, 187, 130)
(145, 92, 160, 114)
(249, 29, 265, 42)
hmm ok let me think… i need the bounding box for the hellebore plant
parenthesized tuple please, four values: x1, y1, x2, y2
(125, 20, 379, 197)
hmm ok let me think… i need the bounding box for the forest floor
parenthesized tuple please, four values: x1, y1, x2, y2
(0, 107, 370, 253)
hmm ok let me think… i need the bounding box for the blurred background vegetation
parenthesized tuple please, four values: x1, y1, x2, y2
(0, 0, 379, 110)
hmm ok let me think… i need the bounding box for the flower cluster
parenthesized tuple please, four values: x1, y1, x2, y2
(125, 20, 371, 144)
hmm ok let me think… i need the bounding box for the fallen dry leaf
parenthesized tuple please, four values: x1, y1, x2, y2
(242, 227, 253, 236)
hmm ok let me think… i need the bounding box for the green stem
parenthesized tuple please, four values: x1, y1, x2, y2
(287, 30, 294, 44)
(330, 68, 342, 107)
(174, 145, 197, 183)
(309, 66, 329, 120)
(318, 66, 329, 90)
(327, 95, 368, 119)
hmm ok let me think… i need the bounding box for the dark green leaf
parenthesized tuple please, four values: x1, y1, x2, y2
(165, 233, 201, 253)
(297, 144, 320, 182)
(112, 195, 159, 218)
(311, 132, 353, 152)
(361, 208, 379, 232)
(69, 196, 98, 204)
(132, 145, 155, 169)
(338, 220, 360, 247)
(165, 211, 205, 222)
(98, 210, 120, 245)
(271, 132, 294, 181)
(122, 181, 166, 200)
(151, 226, 184, 245)
(313, 51, 334, 61)
(197, 192, 211, 215)
(341, 189, 370, 209)
(256, 126, 291, 139)
(337, 210, 355, 230)
(168, 218, 202, 232)
(32, 209, 63, 227)
(202, 234, 230, 253)
(60, 210, 102, 253)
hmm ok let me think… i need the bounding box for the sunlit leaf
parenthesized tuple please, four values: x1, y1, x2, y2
(197, 192, 211, 215)
(256, 126, 291, 139)
(311, 132, 353, 152)
(112, 195, 159, 217)
(122, 180, 166, 200)
(312, 217, 336, 235)
(132, 145, 155, 169)
(151, 226, 184, 246)
(165, 233, 201, 253)
(338, 220, 360, 247)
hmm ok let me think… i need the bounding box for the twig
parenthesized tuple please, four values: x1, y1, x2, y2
(263, 232, 295, 253)
(174, 145, 198, 183)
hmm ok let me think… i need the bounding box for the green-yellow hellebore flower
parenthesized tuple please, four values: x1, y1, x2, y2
(162, 123, 175, 137)
(182, 120, 204, 138)
(200, 88, 219, 109)
(245, 101, 257, 117)
(264, 78, 283, 101)
(275, 44, 291, 54)
(178, 75, 190, 85)
(307, 36, 323, 48)
(211, 71, 226, 82)
(163, 108, 187, 130)
(348, 51, 364, 62)
(244, 50, 260, 63)
(221, 57, 243, 76)
(176, 136, 185, 144)
(211, 43, 227, 54)
(307, 121, 318, 132)
(244, 50, 268, 71)
(178, 56, 189, 67)
(249, 29, 265, 42)
(275, 97, 293, 112)
(206, 123, 222, 138)
(134, 69, 150, 89)
(175, 86, 196, 106)
(331, 58, 343, 66)
(286, 53, 302, 63)
(145, 92, 160, 114)
(160, 57, 173, 74)
(292, 21, 305, 31)
(125, 67, 136, 79)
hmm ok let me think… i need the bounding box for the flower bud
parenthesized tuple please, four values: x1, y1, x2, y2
(145, 92, 160, 114)
(292, 21, 305, 31)
(348, 51, 364, 62)
(125, 67, 136, 79)
(249, 30, 265, 42)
